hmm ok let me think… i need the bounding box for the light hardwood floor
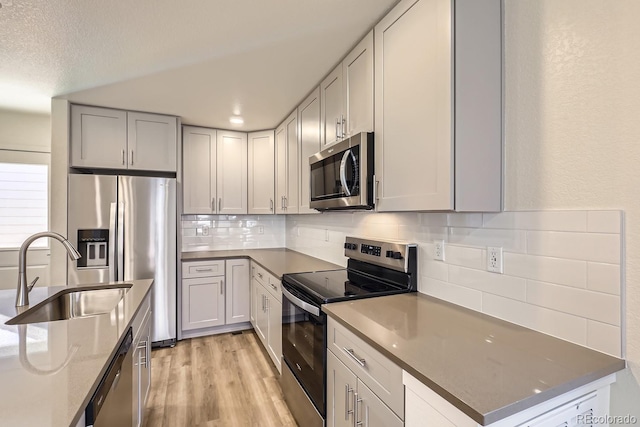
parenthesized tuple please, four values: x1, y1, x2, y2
(143, 330, 297, 427)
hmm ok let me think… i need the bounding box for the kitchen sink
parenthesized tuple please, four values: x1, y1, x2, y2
(5, 284, 133, 325)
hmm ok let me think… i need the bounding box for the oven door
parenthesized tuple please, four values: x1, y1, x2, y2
(309, 132, 373, 210)
(281, 282, 326, 416)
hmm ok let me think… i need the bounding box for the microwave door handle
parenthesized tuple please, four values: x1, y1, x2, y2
(282, 287, 320, 316)
(339, 149, 353, 196)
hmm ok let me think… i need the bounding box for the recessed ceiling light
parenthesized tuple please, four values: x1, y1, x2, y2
(230, 116, 244, 125)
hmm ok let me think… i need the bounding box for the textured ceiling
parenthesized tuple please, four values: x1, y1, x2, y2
(0, 0, 398, 130)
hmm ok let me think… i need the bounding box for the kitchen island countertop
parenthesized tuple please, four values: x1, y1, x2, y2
(0, 279, 153, 427)
(182, 248, 342, 278)
(323, 292, 626, 425)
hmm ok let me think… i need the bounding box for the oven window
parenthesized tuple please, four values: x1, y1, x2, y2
(282, 293, 326, 414)
(310, 146, 360, 201)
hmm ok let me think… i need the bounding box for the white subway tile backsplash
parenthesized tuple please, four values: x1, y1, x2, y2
(587, 320, 622, 357)
(182, 215, 285, 251)
(482, 211, 588, 232)
(503, 253, 587, 289)
(443, 245, 485, 270)
(527, 231, 620, 264)
(482, 294, 588, 346)
(283, 209, 623, 356)
(420, 277, 483, 312)
(587, 262, 621, 295)
(526, 280, 620, 326)
(448, 227, 527, 253)
(587, 211, 621, 233)
(448, 265, 527, 301)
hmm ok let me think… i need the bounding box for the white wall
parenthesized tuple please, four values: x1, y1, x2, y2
(503, 0, 640, 418)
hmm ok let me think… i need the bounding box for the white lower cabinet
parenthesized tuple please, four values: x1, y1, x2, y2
(403, 370, 616, 427)
(131, 292, 152, 427)
(181, 259, 251, 337)
(327, 317, 404, 427)
(250, 261, 282, 373)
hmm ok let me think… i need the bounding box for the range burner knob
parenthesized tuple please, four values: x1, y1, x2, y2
(392, 251, 403, 260)
(344, 243, 350, 249)
(385, 250, 394, 258)
(344, 243, 358, 250)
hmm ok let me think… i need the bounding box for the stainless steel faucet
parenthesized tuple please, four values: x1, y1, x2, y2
(16, 232, 81, 307)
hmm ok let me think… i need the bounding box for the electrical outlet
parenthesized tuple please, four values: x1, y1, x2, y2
(257, 226, 264, 234)
(202, 225, 209, 236)
(487, 247, 503, 273)
(434, 240, 445, 261)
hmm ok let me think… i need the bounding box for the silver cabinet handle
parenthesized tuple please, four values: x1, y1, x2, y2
(270, 283, 277, 291)
(218, 198, 222, 212)
(284, 196, 287, 209)
(138, 340, 148, 367)
(130, 149, 134, 165)
(341, 114, 347, 139)
(336, 117, 340, 139)
(354, 392, 363, 427)
(343, 347, 366, 367)
(220, 279, 224, 294)
(261, 294, 265, 311)
(372, 174, 378, 203)
(265, 296, 269, 311)
(345, 384, 354, 421)
(121, 149, 126, 165)
(195, 268, 212, 272)
(270, 198, 273, 212)
(257, 272, 263, 278)
(211, 198, 215, 212)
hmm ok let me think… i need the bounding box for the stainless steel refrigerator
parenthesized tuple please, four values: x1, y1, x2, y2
(68, 174, 177, 346)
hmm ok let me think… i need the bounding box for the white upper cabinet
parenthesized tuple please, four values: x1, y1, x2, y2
(248, 131, 275, 214)
(71, 105, 127, 169)
(321, 30, 374, 148)
(71, 105, 177, 172)
(297, 88, 321, 214)
(127, 112, 178, 172)
(374, 0, 501, 212)
(275, 110, 299, 214)
(216, 130, 248, 214)
(182, 126, 217, 214)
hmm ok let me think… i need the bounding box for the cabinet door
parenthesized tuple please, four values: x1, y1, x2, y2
(327, 350, 358, 427)
(285, 111, 299, 213)
(132, 343, 142, 427)
(267, 296, 282, 372)
(182, 277, 225, 330)
(374, 0, 453, 211)
(225, 259, 250, 325)
(344, 30, 374, 138)
(127, 112, 178, 172)
(70, 105, 127, 169)
(357, 379, 403, 427)
(255, 285, 269, 344)
(297, 87, 321, 214)
(321, 64, 345, 147)
(250, 265, 258, 327)
(182, 126, 216, 214)
(275, 121, 287, 214)
(217, 130, 248, 214)
(248, 131, 275, 214)
(137, 312, 152, 426)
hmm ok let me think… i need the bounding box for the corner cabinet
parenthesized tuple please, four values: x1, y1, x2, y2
(248, 131, 276, 214)
(297, 87, 321, 214)
(71, 105, 177, 172)
(374, 0, 502, 212)
(275, 110, 299, 214)
(182, 127, 248, 215)
(321, 30, 373, 148)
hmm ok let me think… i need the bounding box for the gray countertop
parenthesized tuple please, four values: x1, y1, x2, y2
(323, 293, 625, 425)
(182, 248, 342, 278)
(0, 279, 153, 427)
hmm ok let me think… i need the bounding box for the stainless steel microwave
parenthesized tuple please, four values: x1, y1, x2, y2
(309, 132, 374, 210)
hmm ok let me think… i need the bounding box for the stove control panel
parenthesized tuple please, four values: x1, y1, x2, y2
(344, 236, 417, 273)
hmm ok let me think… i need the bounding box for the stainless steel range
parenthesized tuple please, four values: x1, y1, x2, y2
(280, 237, 417, 427)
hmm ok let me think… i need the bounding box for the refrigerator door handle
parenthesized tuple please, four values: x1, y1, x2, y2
(117, 202, 125, 282)
(109, 202, 117, 282)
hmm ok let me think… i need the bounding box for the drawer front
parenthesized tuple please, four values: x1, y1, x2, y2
(266, 274, 281, 302)
(252, 262, 269, 286)
(182, 260, 225, 278)
(328, 317, 404, 419)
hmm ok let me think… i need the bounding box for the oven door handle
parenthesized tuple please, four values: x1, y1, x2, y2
(282, 287, 320, 316)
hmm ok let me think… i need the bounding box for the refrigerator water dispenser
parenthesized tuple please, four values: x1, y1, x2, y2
(77, 229, 109, 268)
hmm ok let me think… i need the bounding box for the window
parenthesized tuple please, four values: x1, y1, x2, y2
(0, 152, 49, 249)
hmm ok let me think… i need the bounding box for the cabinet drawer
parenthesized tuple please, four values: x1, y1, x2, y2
(266, 275, 281, 302)
(182, 260, 225, 278)
(252, 262, 269, 286)
(327, 317, 404, 419)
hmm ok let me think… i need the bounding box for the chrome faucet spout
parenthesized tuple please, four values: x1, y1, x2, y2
(16, 232, 82, 307)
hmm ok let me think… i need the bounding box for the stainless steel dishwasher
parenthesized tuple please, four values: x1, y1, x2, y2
(85, 328, 133, 427)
